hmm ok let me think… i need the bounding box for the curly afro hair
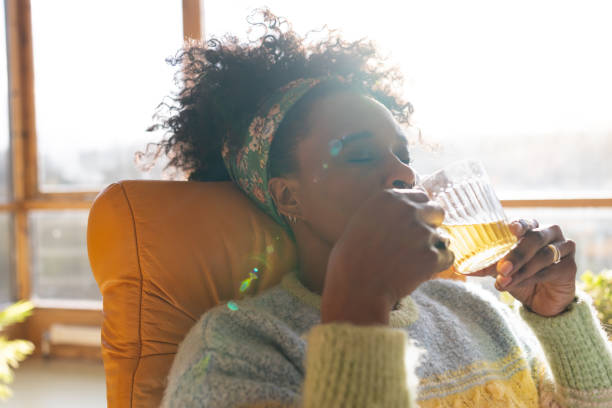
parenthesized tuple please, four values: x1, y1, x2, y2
(146, 9, 414, 182)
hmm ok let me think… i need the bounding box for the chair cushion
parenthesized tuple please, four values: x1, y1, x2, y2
(87, 180, 297, 407)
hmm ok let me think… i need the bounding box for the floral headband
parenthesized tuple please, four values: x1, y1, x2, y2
(221, 77, 326, 229)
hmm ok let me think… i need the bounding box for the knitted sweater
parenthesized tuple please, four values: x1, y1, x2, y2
(161, 270, 612, 407)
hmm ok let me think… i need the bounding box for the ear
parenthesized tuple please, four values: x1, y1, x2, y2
(268, 176, 301, 219)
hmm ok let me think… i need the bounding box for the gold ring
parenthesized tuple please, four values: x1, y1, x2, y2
(547, 243, 561, 264)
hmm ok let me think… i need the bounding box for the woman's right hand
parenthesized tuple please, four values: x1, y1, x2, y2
(321, 188, 454, 326)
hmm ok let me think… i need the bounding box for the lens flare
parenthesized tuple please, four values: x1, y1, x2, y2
(239, 271, 259, 292)
(227, 301, 239, 311)
(239, 280, 250, 292)
(193, 353, 212, 378)
(329, 139, 342, 156)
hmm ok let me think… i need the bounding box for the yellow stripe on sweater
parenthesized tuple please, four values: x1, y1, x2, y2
(418, 368, 539, 408)
(419, 347, 524, 386)
(418, 357, 529, 398)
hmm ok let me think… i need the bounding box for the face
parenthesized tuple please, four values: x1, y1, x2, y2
(290, 91, 418, 245)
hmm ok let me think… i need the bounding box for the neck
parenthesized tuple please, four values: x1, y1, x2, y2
(291, 221, 401, 311)
(292, 221, 332, 296)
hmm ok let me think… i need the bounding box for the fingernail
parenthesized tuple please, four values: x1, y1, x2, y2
(498, 275, 512, 287)
(497, 260, 513, 276)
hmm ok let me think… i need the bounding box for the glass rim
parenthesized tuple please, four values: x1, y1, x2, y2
(419, 158, 487, 185)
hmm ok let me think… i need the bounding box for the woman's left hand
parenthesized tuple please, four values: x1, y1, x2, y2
(471, 219, 577, 317)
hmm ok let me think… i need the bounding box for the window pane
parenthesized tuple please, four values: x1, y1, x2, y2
(409, 136, 612, 200)
(0, 213, 12, 304)
(0, 0, 10, 203)
(505, 207, 612, 275)
(29, 210, 100, 301)
(31, 0, 183, 192)
(206, 0, 612, 199)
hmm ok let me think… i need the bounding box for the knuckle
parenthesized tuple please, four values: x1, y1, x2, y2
(410, 191, 430, 202)
(430, 201, 445, 214)
(518, 219, 530, 229)
(550, 224, 562, 236)
(566, 239, 577, 254)
(420, 202, 446, 222)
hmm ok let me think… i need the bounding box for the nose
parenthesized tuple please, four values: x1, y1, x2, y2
(385, 160, 417, 189)
(392, 179, 410, 188)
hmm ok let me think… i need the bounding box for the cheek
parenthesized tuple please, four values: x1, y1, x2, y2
(298, 171, 375, 240)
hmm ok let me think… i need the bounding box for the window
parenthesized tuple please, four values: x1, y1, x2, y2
(3, 0, 203, 344)
(206, 0, 612, 273)
(29, 210, 94, 301)
(1, 0, 609, 345)
(505, 208, 612, 276)
(31, 0, 183, 192)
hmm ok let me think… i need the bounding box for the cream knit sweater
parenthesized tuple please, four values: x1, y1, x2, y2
(162, 271, 612, 407)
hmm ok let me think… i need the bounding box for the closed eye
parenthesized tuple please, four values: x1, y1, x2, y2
(346, 148, 377, 163)
(347, 157, 374, 163)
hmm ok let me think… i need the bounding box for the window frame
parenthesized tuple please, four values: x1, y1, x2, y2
(2, 0, 202, 356)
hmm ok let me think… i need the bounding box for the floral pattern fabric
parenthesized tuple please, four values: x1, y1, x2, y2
(221, 78, 323, 228)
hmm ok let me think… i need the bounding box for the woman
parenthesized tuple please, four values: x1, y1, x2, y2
(155, 10, 612, 408)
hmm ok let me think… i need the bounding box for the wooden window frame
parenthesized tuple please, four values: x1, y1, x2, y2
(2, 0, 202, 357)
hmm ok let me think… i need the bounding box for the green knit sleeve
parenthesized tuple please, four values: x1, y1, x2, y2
(303, 322, 421, 408)
(519, 290, 612, 406)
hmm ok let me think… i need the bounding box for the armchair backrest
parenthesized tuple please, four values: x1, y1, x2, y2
(87, 180, 297, 407)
